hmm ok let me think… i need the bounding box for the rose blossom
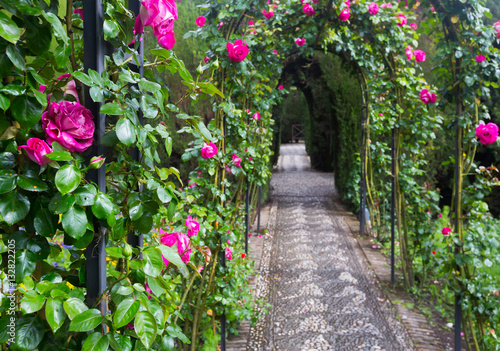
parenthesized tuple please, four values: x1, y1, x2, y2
(475, 123, 499, 145)
(420, 89, 436, 104)
(406, 46, 413, 61)
(204, 56, 210, 63)
(303, 3, 315, 16)
(262, 9, 274, 19)
(494, 20, 500, 39)
(18, 138, 53, 165)
(232, 153, 242, 167)
(225, 247, 233, 260)
(196, 16, 206, 27)
(295, 38, 306, 47)
(396, 14, 407, 26)
(475, 55, 486, 63)
(410, 23, 417, 30)
(278, 85, 283, 90)
(273, 49, 277, 54)
(338, 8, 350, 21)
(252, 112, 261, 120)
(160, 230, 192, 264)
(226, 39, 249, 62)
(442, 227, 452, 236)
(185, 216, 200, 237)
(368, 2, 379, 15)
(42, 101, 95, 153)
(345, 0, 351, 6)
(414, 50, 426, 62)
(249, 20, 254, 25)
(201, 142, 218, 158)
(140, 0, 178, 49)
(73, 8, 83, 20)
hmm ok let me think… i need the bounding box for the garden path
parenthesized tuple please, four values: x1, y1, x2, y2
(247, 143, 414, 351)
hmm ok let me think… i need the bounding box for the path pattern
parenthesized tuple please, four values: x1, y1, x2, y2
(248, 144, 413, 351)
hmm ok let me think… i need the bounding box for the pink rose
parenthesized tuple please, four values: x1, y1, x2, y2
(157, 31, 175, 49)
(42, 101, 94, 153)
(145, 282, 153, 300)
(339, 8, 350, 21)
(134, 15, 144, 35)
(406, 46, 413, 61)
(442, 227, 452, 236)
(249, 20, 254, 25)
(204, 56, 210, 64)
(303, 3, 315, 17)
(140, 0, 177, 28)
(262, 9, 274, 19)
(232, 153, 242, 167)
(396, 14, 407, 26)
(345, 0, 351, 6)
(278, 85, 283, 90)
(217, 22, 224, 30)
(420, 89, 437, 104)
(414, 50, 426, 62)
(185, 216, 200, 237)
(188, 180, 197, 188)
(196, 16, 206, 27)
(410, 23, 417, 30)
(160, 230, 191, 264)
(430, 6, 435, 11)
(295, 38, 306, 47)
(201, 142, 218, 158)
(494, 20, 500, 39)
(368, 2, 379, 15)
(73, 8, 83, 20)
(18, 138, 53, 165)
(273, 49, 278, 54)
(253, 112, 261, 120)
(225, 247, 232, 260)
(475, 55, 486, 63)
(226, 39, 249, 62)
(438, 214, 442, 218)
(476, 123, 499, 145)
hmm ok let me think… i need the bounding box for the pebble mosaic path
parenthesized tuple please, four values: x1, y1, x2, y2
(247, 144, 414, 351)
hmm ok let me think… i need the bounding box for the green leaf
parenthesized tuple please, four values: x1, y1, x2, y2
(116, 118, 136, 146)
(11, 95, 43, 129)
(157, 186, 172, 203)
(108, 334, 133, 351)
(165, 137, 173, 156)
(21, 290, 46, 314)
(103, 19, 120, 40)
(166, 324, 190, 344)
(46, 151, 73, 161)
(49, 193, 76, 215)
(113, 298, 140, 329)
(167, 196, 178, 221)
(0, 94, 10, 111)
(129, 201, 143, 221)
(139, 79, 161, 93)
(143, 247, 164, 277)
(198, 82, 225, 98)
(63, 297, 88, 320)
(15, 316, 45, 350)
(92, 192, 117, 219)
(196, 121, 213, 142)
(46, 297, 66, 333)
(112, 51, 124, 66)
(62, 206, 88, 239)
(55, 164, 82, 195)
(464, 76, 474, 87)
(0, 169, 17, 194)
(83, 332, 110, 351)
(69, 308, 104, 332)
(75, 184, 97, 206)
(90, 86, 105, 102)
(27, 236, 50, 260)
(17, 175, 49, 192)
(0, 190, 30, 225)
(15, 0, 42, 15)
(6, 45, 24, 70)
(73, 71, 93, 86)
(0, 11, 20, 44)
(157, 245, 189, 277)
(15, 250, 37, 283)
(101, 102, 124, 115)
(135, 311, 157, 349)
(42, 11, 69, 44)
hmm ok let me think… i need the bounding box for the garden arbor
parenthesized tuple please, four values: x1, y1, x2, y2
(1, 0, 500, 350)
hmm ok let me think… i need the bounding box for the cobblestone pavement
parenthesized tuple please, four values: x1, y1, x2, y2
(248, 144, 414, 351)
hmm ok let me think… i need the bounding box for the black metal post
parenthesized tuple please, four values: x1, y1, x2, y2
(221, 248, 226, 351)
(360, 104, 366, 236)
(127, 0, 144, 255)
(257, 185, 262, 233)
(454, 118, 462, 351)
(391, 128, 395, 284)
(83, 0, 107, 314)
(245, 179, 249, 254)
